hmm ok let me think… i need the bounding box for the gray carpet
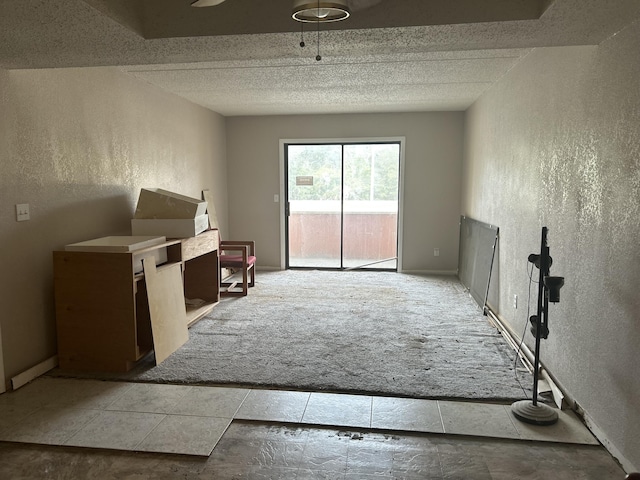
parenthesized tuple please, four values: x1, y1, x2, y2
(53, 270, 532, 401)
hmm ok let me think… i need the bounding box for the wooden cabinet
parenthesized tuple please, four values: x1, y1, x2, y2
(53, 230, 219, 372)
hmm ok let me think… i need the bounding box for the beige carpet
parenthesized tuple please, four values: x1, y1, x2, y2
(51, 270, 532, 401)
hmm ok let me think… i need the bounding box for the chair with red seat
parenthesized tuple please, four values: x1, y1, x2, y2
(218, 237, 256, 297)
(202, 189, 256, 297)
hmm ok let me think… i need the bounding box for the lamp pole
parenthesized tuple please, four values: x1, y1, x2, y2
(511, 226, 562, 425)
(531, 227, 549, 407)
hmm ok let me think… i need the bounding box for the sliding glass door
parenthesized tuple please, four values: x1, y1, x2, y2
(285, 142, 400, 270)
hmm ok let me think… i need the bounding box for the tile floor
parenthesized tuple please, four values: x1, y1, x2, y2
(0, 377, 629, 479)
(0, 377, 599, 459)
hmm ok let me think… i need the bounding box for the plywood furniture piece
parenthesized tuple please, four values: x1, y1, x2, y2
(65, 235, 168, 273)
(134, 188, 207, 219)
(53, 229, 219, 372)
(201, 189, 220, 230)
(132, 188, 209, 238)
(131, 216, 209, 238)
(142, 257, 188, 365)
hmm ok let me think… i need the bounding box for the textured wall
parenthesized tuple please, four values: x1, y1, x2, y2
(0, 67, 228, 379)
(462, 23, 640, 470)
(226, 112, 464, 272)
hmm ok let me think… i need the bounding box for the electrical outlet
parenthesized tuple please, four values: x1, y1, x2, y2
(434, 248, 440, 257)
(16, 203, 30, 222)
(513, 294, 518, 309)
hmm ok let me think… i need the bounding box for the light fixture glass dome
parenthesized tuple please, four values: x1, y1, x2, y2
(292, 1, 351, 22)
(190, 0, 226, 6)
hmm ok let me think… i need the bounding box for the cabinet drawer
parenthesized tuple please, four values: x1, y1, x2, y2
(181, 229, 218, 261)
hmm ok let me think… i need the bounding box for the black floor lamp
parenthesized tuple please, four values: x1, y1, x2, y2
(511, 226, 565, 425)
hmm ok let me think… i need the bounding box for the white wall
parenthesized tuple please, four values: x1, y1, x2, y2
(226, 112, 464, 272)
(0, 66, 228, 381)
(463, 22, 640, 471)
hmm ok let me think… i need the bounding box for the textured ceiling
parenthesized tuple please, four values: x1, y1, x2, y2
(81, 0, 550, 38)
(1, 0, 639, 116)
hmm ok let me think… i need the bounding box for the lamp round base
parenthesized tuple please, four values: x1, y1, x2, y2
(511, 400, 558, 426)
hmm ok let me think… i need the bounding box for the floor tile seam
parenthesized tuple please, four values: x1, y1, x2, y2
(299, 390, 313, 423)
(119, 411, 168, 452)
(368, 396, 374, 429)
(0, 404, 46, 433)
(56, 409, 113, 447)
(435, 400, 447, 434)
(95, 383, 136, 410)
(104, 403, 237, 420)
(76, 382, 134, 410)
(60, 410, 157, 450)
(228, 389, 252, 419)
(502, 403, 525, 439)
(5, 405, 106, 445)
(140, 416, 232, 457)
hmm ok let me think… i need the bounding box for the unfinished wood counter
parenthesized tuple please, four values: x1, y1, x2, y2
(53, 229, 219, 372)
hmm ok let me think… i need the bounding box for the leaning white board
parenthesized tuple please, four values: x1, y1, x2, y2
(142, 256, 189, 365)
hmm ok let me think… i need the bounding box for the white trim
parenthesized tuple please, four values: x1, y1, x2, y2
(401, 270, 458, 276)
(279, 140, 287, 270)
(580, 407, 638, 473)
(10, 355, 58, 391)
(256, 265, 282, 272)
(486, 307, 639, 473)
(396, 138, 406, 273)
(541, 368, 566, 411)
(486, 308, 567, 409)
(279, 137, 406, 271)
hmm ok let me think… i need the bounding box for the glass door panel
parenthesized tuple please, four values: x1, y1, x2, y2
(286, 142, 400, 270)
(287, 144, 342, 268)
(343, 144, 400, 270)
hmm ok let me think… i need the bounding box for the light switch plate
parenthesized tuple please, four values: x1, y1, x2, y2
(16, 203, 30, 222)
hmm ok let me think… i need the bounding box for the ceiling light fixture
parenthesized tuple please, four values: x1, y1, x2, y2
(292, 0, 350, 23)
(190, 0, 226, 7)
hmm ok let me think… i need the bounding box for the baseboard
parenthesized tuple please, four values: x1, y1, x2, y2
(400, 270, 458, 276)
(486, 308, 567, 409)
(487, 307, 638, 474)
(255, 267, 458, 275)
(11, 355, 58, 391)
(256, 266, 281, 272)
(578, 405, 638, 473)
